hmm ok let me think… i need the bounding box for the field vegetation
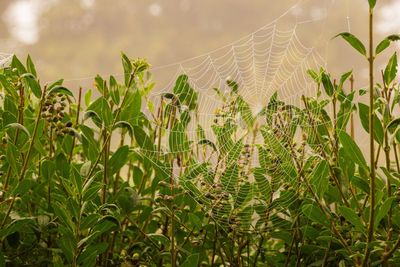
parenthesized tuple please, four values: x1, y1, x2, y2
(1, 0, 400, 266)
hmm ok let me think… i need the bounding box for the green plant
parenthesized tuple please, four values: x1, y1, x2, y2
(1, 1, 400, 266)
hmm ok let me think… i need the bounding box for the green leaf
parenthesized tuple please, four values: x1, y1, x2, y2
(338, 130, 367, 170)
(109, 75, 120, 105)
(335, 32, 366, 56)
(339, 70, 353, 91)
(173, 74, 198, 111)
(387, 117, 400, 133)
(6, 123, 30, 138)
(119, 90, 141, 125)
(11, 55, 27, 74)
(384, 52, 397, 86)
(80, 161, 92, 177)
(253, 167, 271, 201)
(21, 73, 41, 98)
(309, 160, 329, 198)
(302, 203, 329, 228)
(374, 197, 395, 230)
(109, 145, 129, 175)
(180, 253, 200, 267)
(113, 121, 134, 136)
(307, 69, 319, 83)
(197, 139, 217, 151)
(147, 234, 170, 247)
(368, 0, 376, 8)
(26, 55, 37, 77)
(85, 89, 92, 106)
(41, 160, 56, 181)
(376, 34, 400, 54)
(87, 97, 113, 127)
(6, 143, 20, 176)
(47, 86, 74, 98)
(169, 121, 190, 154)
(121, 53, 132, 87)
(338, 206, 365, 233)
(358, 103, 384, 145)
(321, 72, 334, 96)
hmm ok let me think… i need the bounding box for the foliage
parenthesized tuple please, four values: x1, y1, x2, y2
(1, 1, 400, 266)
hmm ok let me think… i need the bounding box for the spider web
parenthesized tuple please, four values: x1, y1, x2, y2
(137, 0, 361, 234)
(0, 53, 13, 68)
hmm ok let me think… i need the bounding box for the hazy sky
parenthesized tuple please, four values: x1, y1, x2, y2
(0, 0, 398, 155)
(0, 0, 398, 88)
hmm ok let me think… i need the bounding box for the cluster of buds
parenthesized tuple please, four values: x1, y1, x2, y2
(41, 93, 72, 137)
(213, 100, 236, 125)
(155, 193, 174, 203)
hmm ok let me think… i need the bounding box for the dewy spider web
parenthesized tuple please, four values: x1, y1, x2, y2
(0, 53, 13, 68)
(133, 0, 364, 233)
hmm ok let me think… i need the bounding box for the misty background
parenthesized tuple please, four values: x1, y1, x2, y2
(1, 0, 399, 153)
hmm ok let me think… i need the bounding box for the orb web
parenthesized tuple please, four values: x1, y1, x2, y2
(127, 2, 362, 235)
(0, 53, 13, 68)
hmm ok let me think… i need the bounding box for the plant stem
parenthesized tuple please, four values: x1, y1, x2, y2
(85, 72, 135, 180)
(1, 86, 47, 228)
(68, 87, 82, 163)
(350, 75, 355, 139)
(3, 85, 24, 191)
(19, 87, 47, 182)
(363, 6, 376, 266)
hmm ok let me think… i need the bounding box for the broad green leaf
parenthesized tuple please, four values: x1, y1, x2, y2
(358, 103, 384, 145)
(169, 121, 190, 154)
(338, 206, 365, 233)
(121, 53, 133, 87)
(335, 32, 366, 56)
(80, 161, 92, 177)
(197, 139, 217, 151)
(113, 121, 134, 136)
(309, 160, 329, 198)
(87, 97, 113, 127)
(227, 78, 239, 93)
(180, 253, 200, 267)
(253, 167, 271, 201)
(47, 86, 74, 98)
(321, 72, 334, 96)
(302, 203, 329, 228)
(147, 234, 170, 247)
(374, 197, 395, 230)
(21, 73, 41, 98)
(338, 130, 367, 170)
(307, 69, 319, 83)
(109, 145, 129, 175)
(26, 55, 37, 77)
(6, 143, 20, 176)
(368, 0, 376, 8)
(388, 118, 400, 133)
(109, 75, 120, 105)
(384, 52, 397, 86)
(120, 90, 141, 125)
(11, 55, 27, 74)
(41, 160, 56, 181)
(376, 34, 400, 54)
(6, 123, 30, 138)
(173, 74, 198, 110)
(339, 70, 353, 91)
